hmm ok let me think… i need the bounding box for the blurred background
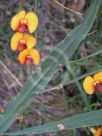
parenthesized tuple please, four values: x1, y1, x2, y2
(0, 0, 102, 135)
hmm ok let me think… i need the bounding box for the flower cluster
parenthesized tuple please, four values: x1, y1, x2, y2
(10, 10, 40, 65)
(83, 72, 102, 95)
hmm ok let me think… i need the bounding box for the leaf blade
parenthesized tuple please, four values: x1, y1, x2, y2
(5, 109, 102, 135)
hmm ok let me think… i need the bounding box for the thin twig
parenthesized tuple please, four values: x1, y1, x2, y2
(53, 0, 83, 16)
(87, 30, 97, 36)
(0, 60, 23, 87)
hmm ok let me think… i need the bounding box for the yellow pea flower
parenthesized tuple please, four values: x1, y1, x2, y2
(11, 32, 37, 52)
(83, 76, 95, 95)
(94, 127, 102, 136)
(11, 10, 38, 33)
(18, 49, 40, 65)
(94, 72, 102, 83)
(83, 72, 102, 94)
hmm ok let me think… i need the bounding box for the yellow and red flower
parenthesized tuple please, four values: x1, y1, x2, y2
(11, 10, 38, 33)
(83, 72, 102, 95)
(11, 32, 37, 52)
(18, 49, 40, 65)
(94, 127, 102, 136)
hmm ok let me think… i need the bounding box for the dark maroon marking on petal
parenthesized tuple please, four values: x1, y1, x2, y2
(18, 24, 28, 33)
(25, 57, 33, 65)
(96, 83, 102, 93)
(18, 43, 27, 52)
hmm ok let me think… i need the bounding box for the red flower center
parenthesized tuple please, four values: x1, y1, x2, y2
(25, 56, 33, 65)
(18, 19, 28, 33)
(96, 83, 102, 93)
(18, 43, 27, 52)
(18, 24, 28, 33)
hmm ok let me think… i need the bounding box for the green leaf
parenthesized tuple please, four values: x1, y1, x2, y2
(0, 0, 101, 133)
(67, 49, 102, 65)
(5, 109, 102, 135)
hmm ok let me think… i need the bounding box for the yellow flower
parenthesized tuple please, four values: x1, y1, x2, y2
(94, 127, 102, 136)
(11, 10, 38, 33)
(94, 72, 102, 83)
(83, 72, 102, 94)
(11, 32, 37, 52)
(18, 49, 40, 65)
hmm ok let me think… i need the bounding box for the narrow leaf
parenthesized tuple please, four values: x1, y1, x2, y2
(5, 109, 102, 135)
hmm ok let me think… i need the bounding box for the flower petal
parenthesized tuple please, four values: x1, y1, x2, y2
(25, 11, 38, 33)
(29, 49, 40, 65)
(83, 76, 95, 95)
(18, 49, 29, 64)
(11, 32, 23, 51)
(93, 72, 102, 83)
(11, 10, 26, 31)
(24, 34, 37, 49)
(95, 127, 102, 136)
